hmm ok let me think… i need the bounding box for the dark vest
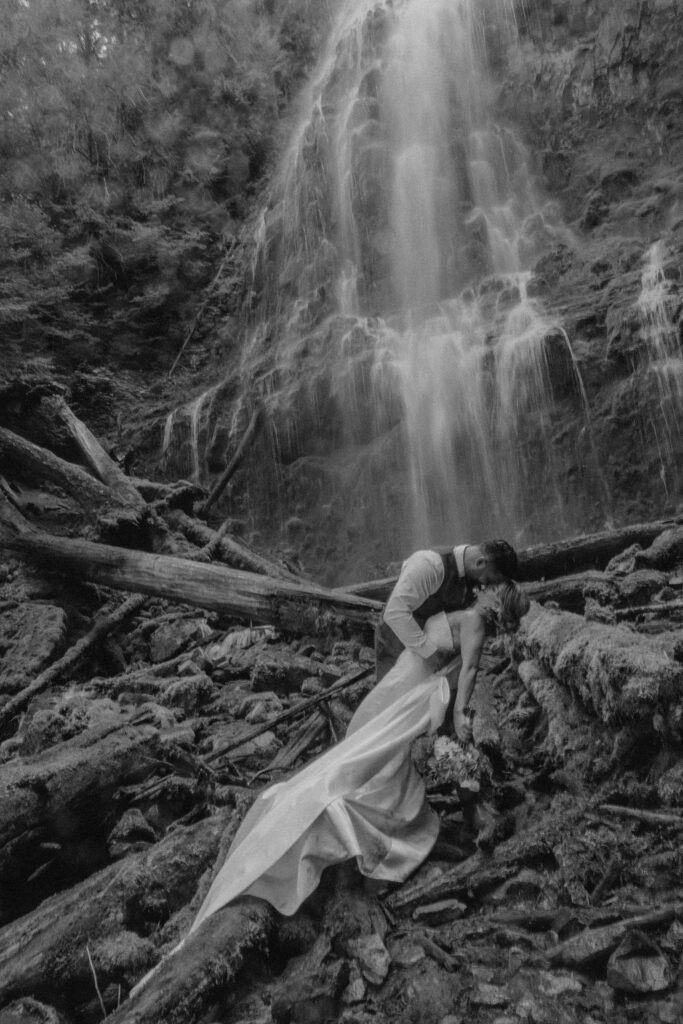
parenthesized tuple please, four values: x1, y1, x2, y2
(375, 550, 477, 679)
(412, 550, 476, 624)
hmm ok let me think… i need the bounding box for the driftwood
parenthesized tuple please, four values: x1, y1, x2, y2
(257, 710, 328, 777)
(201, 402, 263, 514)
(0, 808, 235, 1010)
(0, 512, 381, 640)
(0, 595, 146, 734)
(168, 508, 305, 583)
(205, 665, 373, 764)
(0, 721, 164, 921)
(546, 903, 683, 967)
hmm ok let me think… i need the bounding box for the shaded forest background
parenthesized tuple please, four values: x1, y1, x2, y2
(0, 0, 324, 375)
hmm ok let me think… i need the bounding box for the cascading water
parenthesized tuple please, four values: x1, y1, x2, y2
(164, 0, 610, 577)
(636, 240, 683, 496)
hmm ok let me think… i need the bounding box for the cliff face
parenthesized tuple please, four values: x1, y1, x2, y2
(501, 0, 683, 521)
(195, 0, 681, 584)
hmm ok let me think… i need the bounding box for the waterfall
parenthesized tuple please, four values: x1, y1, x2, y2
(164, 0, 610, 577)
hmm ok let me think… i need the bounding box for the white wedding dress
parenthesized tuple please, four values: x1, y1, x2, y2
(189, 613, 455, 928)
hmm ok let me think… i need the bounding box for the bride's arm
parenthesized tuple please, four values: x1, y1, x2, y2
(452, 611, 486, 743)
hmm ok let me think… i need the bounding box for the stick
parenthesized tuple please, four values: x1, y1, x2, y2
(86, 943, 108, 1021)
(205, 665, 373, 764)
(599, 804, 683, 828)
(201, 403, 263, 514)
(616, 598, 683, 620)
(0, 595, 146, 732)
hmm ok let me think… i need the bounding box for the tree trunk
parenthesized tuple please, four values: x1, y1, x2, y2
(0, 808, 239, 1011)
(109, 898, 274, 1024)
(0, 517, 381, 640)
(0, 721, 164, 922)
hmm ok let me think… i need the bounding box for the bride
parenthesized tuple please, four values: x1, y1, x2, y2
(187, 580, 530, 930)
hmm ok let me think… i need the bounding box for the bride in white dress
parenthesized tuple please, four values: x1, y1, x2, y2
(186, 580, 530, 929)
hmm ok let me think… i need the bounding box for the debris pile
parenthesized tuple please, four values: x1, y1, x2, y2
(1, 378, 683, 1024)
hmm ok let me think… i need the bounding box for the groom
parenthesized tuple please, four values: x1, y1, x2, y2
(375, 539, 519, 682)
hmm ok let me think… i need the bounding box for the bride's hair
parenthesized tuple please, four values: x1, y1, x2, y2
(478, 580, 530, 634)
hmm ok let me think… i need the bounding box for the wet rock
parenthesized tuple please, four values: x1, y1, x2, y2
(618, 569, 669, 605)
(471, 982, 508, 1007)
(347, 933, 391, 985)
(149, 619, 209, 663)
(271, 935, 348, 1024)
(606, 930, 673, 994)
(379, 958, 462, 1024)
(0, 999, 69, 1024)
(386, 936, 427, 967)
(0, 603, 67, 694)
(637, 527, 683, 570)
(160, 673, 216, 714)
(107, 808, 158, 860)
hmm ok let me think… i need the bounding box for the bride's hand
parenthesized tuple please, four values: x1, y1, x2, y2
(453, 708, 473, 744)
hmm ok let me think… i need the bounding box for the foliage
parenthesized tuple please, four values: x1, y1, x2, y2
(0, 0, 327, 370)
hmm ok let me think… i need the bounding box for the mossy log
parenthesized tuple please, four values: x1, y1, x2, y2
(517, 659, 590, 763)
(0, 427, 128, 513)
(0, 517, 381, 641)
(516, 604, 683, 724)
(0, 722, 164, 923)
(108, 898, 274, 1024)
(0, 809, 237, 1014)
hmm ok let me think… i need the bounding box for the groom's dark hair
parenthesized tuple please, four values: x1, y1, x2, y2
(480, 539, 518, 580)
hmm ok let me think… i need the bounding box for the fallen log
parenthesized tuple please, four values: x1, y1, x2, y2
(517, 659, 588, 763)
(516, 603, 683, 724)
(523, 571, 619, 612)
(0, 807, 236, 1011)
(0, 595, 146, 735)
(0, 426, 128, 513)
(0, 720, 165, 924)
(0, 513, 381, 640)
(37, 394, 146, 510)
(167, 508, 305, 584)
(338, 517, 682, 600)
(108, 898, 274, 1024)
